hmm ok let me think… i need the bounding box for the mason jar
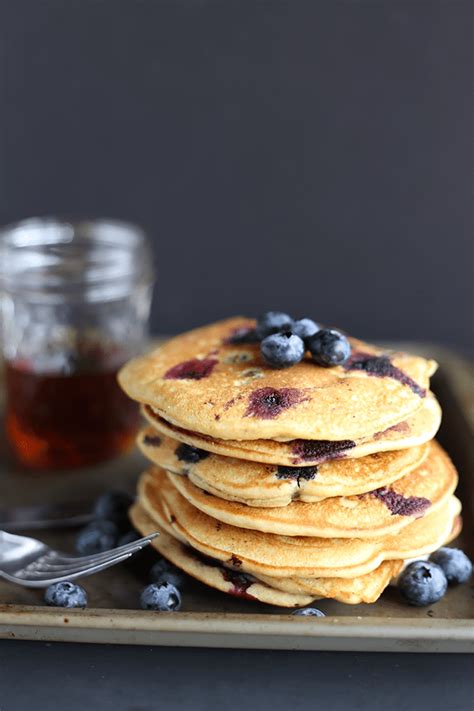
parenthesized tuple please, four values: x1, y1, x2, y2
(0, 217, 153, 469)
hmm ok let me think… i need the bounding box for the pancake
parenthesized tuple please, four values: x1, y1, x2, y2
(161, 441, 457, 537)
(256, 515, 461, 600)
(130, 503, 313, 607)
(138, 427, 430, 505)
(138, 467, 462, 579)
(119, 317, 436, 441)
(130, 502, 405, 605)
(142, 392, 441, 467)
(256, 561, 404, 604)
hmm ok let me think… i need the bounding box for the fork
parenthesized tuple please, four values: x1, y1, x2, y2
(0, 530, 159, 587)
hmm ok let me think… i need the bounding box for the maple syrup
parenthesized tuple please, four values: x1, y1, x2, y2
(0, 217, 153, 469)
(5, 358, 140, 469)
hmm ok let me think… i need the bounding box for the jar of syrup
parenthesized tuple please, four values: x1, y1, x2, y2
(0, 218, 153, 469)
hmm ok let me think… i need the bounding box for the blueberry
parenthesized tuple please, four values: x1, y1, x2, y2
(140, 582, 182, 611)
(44, 581, 88, 608)
(261, 332, 305, 368)
(307, 328, 351, 367)
(398, 561, 448, 606)
(292, 607, 325, 617)
(256, 311, 294, 340)
(93, 490, 134, 530)
(150, 558, 186, 588)
(75, 519, 119, 555)
(292, 318, 320, 341)
(429, 548, 472, 585)
(175, 443, 209, 464)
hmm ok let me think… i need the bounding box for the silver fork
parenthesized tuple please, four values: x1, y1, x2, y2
(0, 530, 159, 587)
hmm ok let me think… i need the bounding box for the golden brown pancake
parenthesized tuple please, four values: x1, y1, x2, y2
(130, 502, 405, 605)
(119, 317, 436, 441)
(256, 561, 405, 604)
(138, 467, 462, 579)
(130, 503, 313, 607)
(138, 427, 430, 505)
(142, 392, 441, 466)
(161, 441, 457, 537)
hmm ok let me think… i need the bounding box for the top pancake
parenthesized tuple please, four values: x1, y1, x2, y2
(119, 317, 437, 441)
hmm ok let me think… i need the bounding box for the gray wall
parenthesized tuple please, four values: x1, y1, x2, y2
(1, 1, 472, 350)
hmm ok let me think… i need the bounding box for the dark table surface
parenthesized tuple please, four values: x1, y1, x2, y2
(1, 641, 473, 711)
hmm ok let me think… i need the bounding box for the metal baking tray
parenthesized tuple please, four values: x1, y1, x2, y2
(0, 343, 472, 652)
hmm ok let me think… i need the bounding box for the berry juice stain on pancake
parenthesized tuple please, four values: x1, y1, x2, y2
(164, 357, 218, 380)
(370, 487, 431, 517)
(244, 387, 309, 419)
(374, 420, 410, 440)
(175, 443, 209, 463)
(345, 353, 426, 397)
(143, 433, 162, 447)
(276, 466, 318, 487)
(222, 569, 255, 599)
(291, 439, 356, 464)
(188, 547, 255, 599)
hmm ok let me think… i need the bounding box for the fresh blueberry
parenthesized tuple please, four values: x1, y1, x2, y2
(75, 519, 119, 555)
(150, 558, 186, 588)
(307, 328, 351, 367)
(398, 561, 448, 606)
(429, 548, 472, 585)
(44, 581, 88, 608)
(292, 318, 320, 341)
(256, 311, 294, 340)
(292, 607, 325, 617)
(140, 582, 182, 611)
(118, 530, 141, 546)
(261, 332, 305, 368)
(93, 490, 134, 530)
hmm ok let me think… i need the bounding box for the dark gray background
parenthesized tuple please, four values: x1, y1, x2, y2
(0, 3, 473, 708)
(0, 0, 473, 350)
(1, 642, 473, 711)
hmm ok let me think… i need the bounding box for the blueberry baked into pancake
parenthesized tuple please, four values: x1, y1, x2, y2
(119, 313, 471, 608)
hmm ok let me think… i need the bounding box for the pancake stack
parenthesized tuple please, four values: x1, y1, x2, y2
(119, 317, 462, 607)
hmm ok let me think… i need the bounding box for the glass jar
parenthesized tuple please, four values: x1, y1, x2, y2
(0, 217, 153, 470)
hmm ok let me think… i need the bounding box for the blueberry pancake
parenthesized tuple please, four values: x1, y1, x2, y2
(130, 502, 314, 607)
(130, 502, 407, 605)
(137, 428, 429, 506)
(160, 441, 457, 538)
(137, 467, 461, 579)
(121, 314, 465, 608)
(141, 392, 441, 466)
(119, 317, 436, 442)
(255, 562, 404, 604)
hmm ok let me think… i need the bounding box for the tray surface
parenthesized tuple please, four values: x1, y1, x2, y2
(0, 343, 473, 652)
